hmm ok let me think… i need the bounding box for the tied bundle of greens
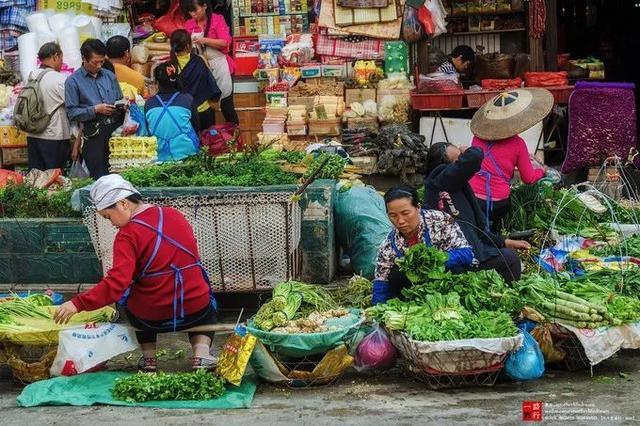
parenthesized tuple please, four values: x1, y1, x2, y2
(396, 245, 451, 286)
(253, 281, 337, 331)
(332, 275, 373, 309)
(112, 370, 225, 402)
(560, 275, 640, 323)
(517, 274, 619, 328)
(301, 152, 347, 180)
(592, 235, 640, 258)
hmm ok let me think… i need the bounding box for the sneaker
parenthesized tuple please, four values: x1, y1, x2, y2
(137, 356, 157, 372)
(192, 355, 218, 371)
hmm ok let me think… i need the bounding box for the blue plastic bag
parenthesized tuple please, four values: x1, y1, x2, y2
(128, 103, 149, 136)
(505, 328, 545, 381)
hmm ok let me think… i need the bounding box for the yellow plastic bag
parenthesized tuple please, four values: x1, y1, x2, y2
(531, 323, 565, 364)
(216, 326, 257, 386)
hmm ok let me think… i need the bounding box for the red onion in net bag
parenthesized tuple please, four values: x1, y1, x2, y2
(561, 85, 637, 174)
(355, 324, 397, 370)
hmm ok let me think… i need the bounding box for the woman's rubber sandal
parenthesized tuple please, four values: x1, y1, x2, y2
(192, 356, 218, 371)
(137, 356, 157, 372)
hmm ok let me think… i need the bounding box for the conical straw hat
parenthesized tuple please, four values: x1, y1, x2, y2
(470, 88, 554, 141)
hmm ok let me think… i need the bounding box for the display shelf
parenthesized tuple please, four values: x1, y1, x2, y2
(448, 10, 525, 17)
(448, 28, 526, 35)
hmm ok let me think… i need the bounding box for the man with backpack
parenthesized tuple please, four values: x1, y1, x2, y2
(14, 42, 71, 170)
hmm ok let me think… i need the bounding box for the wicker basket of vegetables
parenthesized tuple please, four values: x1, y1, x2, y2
(246, 281, 364, 387)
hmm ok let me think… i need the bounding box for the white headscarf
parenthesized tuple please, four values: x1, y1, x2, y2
(90, 174, 141, 211)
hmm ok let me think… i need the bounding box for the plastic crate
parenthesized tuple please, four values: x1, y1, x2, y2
(465, 90, 500, 108)
(0, 126, 27, 148)
(410, 92, 464, 110)
(546, 85, 574, 104)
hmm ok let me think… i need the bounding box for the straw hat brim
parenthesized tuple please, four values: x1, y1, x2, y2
(470, 88, 554, 141)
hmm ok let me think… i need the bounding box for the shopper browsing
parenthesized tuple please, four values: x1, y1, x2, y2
(15, 42, 71, 171)
(65, 39, 124, 179)
(106, 35, 146, 97)
(181, 0, 239, 125)
(169, 29, 221, 131)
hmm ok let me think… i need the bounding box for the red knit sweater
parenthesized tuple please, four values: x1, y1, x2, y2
(72, 207, 211, 321)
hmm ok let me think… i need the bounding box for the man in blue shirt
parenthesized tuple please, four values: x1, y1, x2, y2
(65, 39, 124, 179)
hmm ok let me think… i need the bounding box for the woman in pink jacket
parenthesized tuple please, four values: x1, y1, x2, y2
(468, 88, 553, 232)
(181, 0, 239, 125)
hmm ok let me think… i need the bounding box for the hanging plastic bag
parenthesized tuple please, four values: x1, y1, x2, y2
(401, 6, 424, 43)
(153, 0, 185, 36)
(354, 323, 397, 370)
(426, 0, 448, 38)
(504, 328, 545, 381)
(216, 325, 257, 386)
(69, 160, 90, 179)
(128, 103, 149, 136)
(121, 109, 140, 136)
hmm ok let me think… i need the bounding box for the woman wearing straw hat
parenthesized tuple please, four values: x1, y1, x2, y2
(468, 88, 553, 232)
(54, 174, 219, 372)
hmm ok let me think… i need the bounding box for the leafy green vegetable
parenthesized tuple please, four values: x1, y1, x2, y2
(332, 275, 373, 309)
(396, 245, 451, 286)
(0, 178, 92, 218)
(112, 370, 225, 402)
(122, 149, 298, 188)
(366, 292, 518, 342)
(301, 152, 347, 180)
(592, 235, 640, 258)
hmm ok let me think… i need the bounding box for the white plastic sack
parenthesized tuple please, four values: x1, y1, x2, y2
(50, 324, 139, 376)
(553, 322, 634, 366)
(390, 331, 522, 373)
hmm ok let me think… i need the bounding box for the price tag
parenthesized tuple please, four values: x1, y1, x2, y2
(37, 0, 94, 15)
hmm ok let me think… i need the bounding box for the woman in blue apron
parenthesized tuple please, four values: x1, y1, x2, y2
(54, 174, 218, 372)
(372, 185, 475, 305)
(146, 62, 200, 162)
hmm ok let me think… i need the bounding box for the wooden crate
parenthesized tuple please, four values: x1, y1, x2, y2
(1, 147, 28, 166)
(377, 89, 411, 105)
(347, 117, 378, 132)
(0, 126, 27, 148)
(308, 118, 341, 136)
(345, 89, 376, 106)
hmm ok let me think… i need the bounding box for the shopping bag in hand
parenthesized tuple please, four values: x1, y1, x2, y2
(69, 160, 90, 179)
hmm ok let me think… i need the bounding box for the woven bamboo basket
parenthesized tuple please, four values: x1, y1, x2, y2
(4, 343, 58, 383)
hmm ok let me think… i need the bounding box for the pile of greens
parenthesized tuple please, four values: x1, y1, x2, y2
(515, 270, 640, 327)
(332, 275, 373, 309)
(395, 245, 523, 316)
(505, 184, 617, 239)
(301, 152, 347, 180)
(366, 292, 518, 342)
(0, 178, 92, 218)
(122, 150, 298, 188)
(252, 281, 337, 331)
(592, 235, 640, 258)
(112, 370, 225, 402)
(396, 245, 451, 285)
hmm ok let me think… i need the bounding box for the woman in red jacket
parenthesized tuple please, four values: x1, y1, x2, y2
(54, 174, 218, 372)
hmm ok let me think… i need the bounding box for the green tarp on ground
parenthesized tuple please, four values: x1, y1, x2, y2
(16, 372, 257, 409)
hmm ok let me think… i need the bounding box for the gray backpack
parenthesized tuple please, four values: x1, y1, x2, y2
(14, 69, 62, 134)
